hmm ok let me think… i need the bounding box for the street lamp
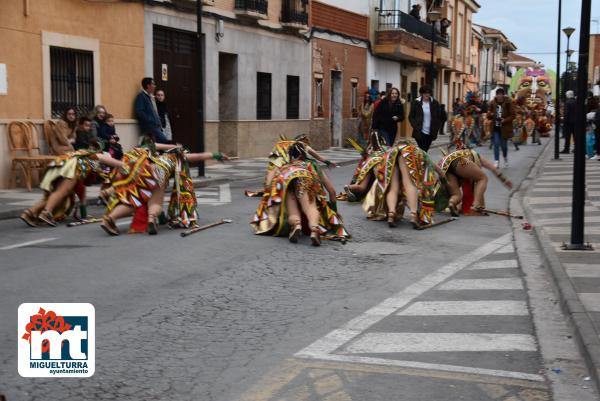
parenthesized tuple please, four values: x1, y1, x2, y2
(554, 0, 563, 160)
(428, 9, 442, 95)
(563, 26, 576, 78)
(483, 41, 493, 102)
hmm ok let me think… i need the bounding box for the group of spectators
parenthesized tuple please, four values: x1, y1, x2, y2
(357, 86, 448, 153)
(48, 77, 174, 158)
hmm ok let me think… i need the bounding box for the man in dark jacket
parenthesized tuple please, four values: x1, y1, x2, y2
(409, 86, 443, 152)
(560, 90, 577, 153)
(486, 88, 515, 167)
(134, 77, 168, 144)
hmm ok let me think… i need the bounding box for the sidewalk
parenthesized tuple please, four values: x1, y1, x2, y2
(519, 141, 600, 393)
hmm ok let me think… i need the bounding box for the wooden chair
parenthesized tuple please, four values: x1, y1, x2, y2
(7, 121, 55, 191)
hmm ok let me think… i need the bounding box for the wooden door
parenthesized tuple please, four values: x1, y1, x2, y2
(153, 26, 199, 151)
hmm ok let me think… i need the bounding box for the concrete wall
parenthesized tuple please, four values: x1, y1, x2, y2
(0, 0, 145, 188)
(367, 56, 402, 91)
(144, 6, 311, 158)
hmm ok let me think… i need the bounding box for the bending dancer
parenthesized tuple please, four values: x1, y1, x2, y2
(251, 142, 349, 246)
(344, 131, 388, 202)
(101, 145, 228, 236)
(438, 139, 513, 216)
(362, 138, 444, 228)
(20, 151, 123, 227)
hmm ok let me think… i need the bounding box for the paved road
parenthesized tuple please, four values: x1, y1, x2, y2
(0, 139, 596, 401)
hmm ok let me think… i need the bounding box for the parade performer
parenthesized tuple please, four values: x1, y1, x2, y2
(343, 131, 388, 202)
(20, 150, 123, 227)
(259, 135, 338, 207)
(250, 142, 349, 246)
(362, 138, 443, 228)
(100, 144, 229, 236)
(438, 138, 513, 216)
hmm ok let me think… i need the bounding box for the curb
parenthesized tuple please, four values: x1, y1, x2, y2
(515, 137, 600, 395)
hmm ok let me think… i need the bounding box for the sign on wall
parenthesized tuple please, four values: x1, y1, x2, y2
(161, 64, 168, 81)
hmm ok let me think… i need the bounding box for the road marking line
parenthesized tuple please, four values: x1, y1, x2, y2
(578, 293, 600, 312)
(495, 243, 515, 254)
(219, 184, 231, 203)
(397, 300, 528, 316)
(538, 216, 600, 225)
(299, 354, 545, 382)
(468, 260, 518, 270)
(564, 263, 600, 278)
(295, 233, 511, 358)
(543, 227, 600, 234)
(532, 206, 597, 214)
(344, 333, 537, 353)
(0, 237, 57, 250)
(439, 278, 523, 290)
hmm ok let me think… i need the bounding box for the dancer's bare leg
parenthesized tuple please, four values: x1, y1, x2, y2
(45, 178, 77, 213)
(320, 170, 337, 203)
(148, 187, 165, 220)
(286, 191, 301, 227)
(385, 165, 401, 214)
(107, 204, 134, 221)
(455, 162, 487, 208)
(348, 175, 373, 195)
(29, 199, 48, 216)
(446, 173, 461, 215)
(297, 192, 320, 228)
(398, 157, 418, 213)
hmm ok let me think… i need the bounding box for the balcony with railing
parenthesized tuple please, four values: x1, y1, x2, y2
(374, 10, 451, 65)
(281, 0, 308, 29)
(235, 0, 268, 19)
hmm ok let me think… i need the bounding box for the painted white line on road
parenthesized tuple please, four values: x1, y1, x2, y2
(297, 354, 545, 382)
(219, 184, 231, 203)
(295, 233, 511, 358)
(524, 196, 573, 204)
(543, 227, 600, 235)
(565, 264, 600, 278)
(439, 278, 523, 290)
(578, 293, 600, 312)
(538, 216, 600, 225)
(397, 301, 528, 316)
(468, 260, 518, 270)
(0, 237, 57, 250)
(532, 206, 597, 214)
(495, 243, 515, 254)
(344, 333, 537, 353)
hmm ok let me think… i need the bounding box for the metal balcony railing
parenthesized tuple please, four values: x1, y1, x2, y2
(377, 10, 449, 48)
(282, 0, 308, 25)
(235, 0, 268, 15)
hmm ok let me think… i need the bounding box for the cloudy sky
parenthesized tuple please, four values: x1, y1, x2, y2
(473, 0, 600, 72)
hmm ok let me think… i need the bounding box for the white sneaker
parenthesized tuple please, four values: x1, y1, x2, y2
(503, 159, 509, 168)
(591, 155, 599, 160)
(494, 160, 500, 168)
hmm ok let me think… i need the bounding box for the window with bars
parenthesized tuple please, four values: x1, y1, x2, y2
(351, 81, 358, 118)
(315, 78, 324, 117)
(257, 72, 272, 120)
(286, 75, 300, 120)
(50, 46, 94, 118)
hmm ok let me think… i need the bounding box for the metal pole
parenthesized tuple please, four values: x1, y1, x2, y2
(567, 0, 592, 250)
(430, 23, 435, 91)
(484, 48, 490, 102)
(554, 0, 562, 160)
(566, 36, 571, 72)
(196, 0, 206, 177)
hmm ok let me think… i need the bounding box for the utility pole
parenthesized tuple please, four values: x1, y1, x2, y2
(196, 0, 206, 176)
(565, 0, 593, 250)
(554, 0, 562, 160)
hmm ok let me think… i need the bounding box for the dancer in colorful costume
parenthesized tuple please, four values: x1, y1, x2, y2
(362, 138, 443, 228)
(250, 142, 349, 246)
(437, 138, 513, 216)
(100, 143, 228, 236)
(20, 150, 123, 227)
(343, 131, 388, 202)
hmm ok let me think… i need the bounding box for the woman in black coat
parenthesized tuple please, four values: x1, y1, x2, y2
(372, 88, 405, 146)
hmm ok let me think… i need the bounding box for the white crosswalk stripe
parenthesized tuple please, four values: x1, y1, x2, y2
(439, 278, 523, 290)
(468, 260, 518, 270)
(344, 333, 537, 353)
(494, 243, 515, 254)
(397, 300, 528, 316)
(565, 263, 600, 278)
